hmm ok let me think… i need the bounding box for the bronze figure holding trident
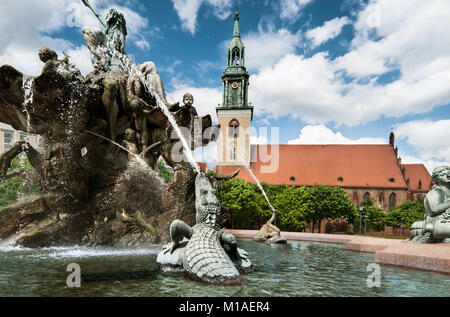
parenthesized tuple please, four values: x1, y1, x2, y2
(81, 0, 127, 73)
(81, 0, 106, 28)
(80, 0, 180, 144)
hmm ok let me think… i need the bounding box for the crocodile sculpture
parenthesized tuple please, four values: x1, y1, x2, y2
(157, 171, 252, 285)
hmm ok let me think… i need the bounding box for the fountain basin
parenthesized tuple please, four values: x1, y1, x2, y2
(0, 239, 448, 297)
(226, 230, 450, 275)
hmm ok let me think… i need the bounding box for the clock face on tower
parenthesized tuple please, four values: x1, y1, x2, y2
(231, 82, 239, 89)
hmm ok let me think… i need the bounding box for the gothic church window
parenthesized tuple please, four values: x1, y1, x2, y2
(389, 193, 396, 211)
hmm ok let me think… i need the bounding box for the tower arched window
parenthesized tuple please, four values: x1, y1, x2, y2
(232, 47, 240, 66)
(229, 119, 239, 138)
(363, 192, 371, 202)
(389, 193, 397, 211)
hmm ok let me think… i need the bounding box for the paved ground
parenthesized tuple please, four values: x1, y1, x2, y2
(224, 229, 450, 274)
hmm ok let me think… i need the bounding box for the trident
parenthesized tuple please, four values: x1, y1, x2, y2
(81, 0, 106, 28)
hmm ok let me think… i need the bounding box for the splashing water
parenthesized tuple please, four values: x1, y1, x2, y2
(85, 130, 148, 169)
(246, 164, 275, 212)
(97, 48, 200, 173)
(235, 152, 275, 212)
(22, 75, 34, 132)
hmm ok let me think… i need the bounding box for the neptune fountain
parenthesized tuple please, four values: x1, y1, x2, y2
(0, 1, 256, 277)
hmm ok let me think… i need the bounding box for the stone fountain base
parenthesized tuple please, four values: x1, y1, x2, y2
(0, 166, 197, 248)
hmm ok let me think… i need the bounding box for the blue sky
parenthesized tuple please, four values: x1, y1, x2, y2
(0, 0, 449, 171)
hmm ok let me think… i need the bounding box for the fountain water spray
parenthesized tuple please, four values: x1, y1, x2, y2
(85, 130, 148, 168)
(234, 152, 275, 212)
(22, 75, 34, 132)
(99, 48, 200, 174)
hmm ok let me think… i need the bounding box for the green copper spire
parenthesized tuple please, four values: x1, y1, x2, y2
(233, 9, 240, 38)
(227, 7, 245, 68)
(217, 9, 253, 115)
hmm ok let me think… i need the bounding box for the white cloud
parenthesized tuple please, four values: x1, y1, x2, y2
(0, 0, 153, 76)
(205, 0, 233, 20)
(395, 120, 450, 163)
(279, 0, 313, 23)
(243, 24, 302, 71)
(335, 0, 450, 79)
(171, 0, 203, 35)
(306, 17, 350, 48)
(171, 0, 232, 35)
(287, 125, 385, 144)
(247, 0, 450, 126)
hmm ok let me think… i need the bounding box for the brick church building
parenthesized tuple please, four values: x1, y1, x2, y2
(214, 10, 431, 212)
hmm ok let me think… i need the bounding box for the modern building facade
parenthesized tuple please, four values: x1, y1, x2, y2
(0, 124, 44, 155)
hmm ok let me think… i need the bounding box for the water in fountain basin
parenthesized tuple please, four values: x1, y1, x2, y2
(0, 239, 449, 296)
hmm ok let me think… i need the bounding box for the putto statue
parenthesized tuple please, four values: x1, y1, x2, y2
(410, 166, 450, 243)
(157, 171, 253, 285)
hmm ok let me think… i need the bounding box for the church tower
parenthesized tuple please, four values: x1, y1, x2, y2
(216, 9, 253, 167)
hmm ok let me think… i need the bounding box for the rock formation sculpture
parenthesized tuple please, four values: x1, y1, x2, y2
(0, 4, 216, 248)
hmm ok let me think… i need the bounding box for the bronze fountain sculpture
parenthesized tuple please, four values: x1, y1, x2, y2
(410, 166, 450, 243)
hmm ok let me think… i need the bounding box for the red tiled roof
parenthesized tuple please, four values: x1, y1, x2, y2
(217, 144, 409, 189)
(197, 162, 207, 173)
(401, 164, 432, 191)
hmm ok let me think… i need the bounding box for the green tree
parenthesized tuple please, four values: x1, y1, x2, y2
(157, 158, 173, 183)
(386, 200, 425, 228)
(269, 185, 309, 231)
(0, 156, 40, 211)
(306, 185, 357, 233)
(358, 198, 387, 232)
(219, 180, 356, 232)
(219, 178, 268, 229)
